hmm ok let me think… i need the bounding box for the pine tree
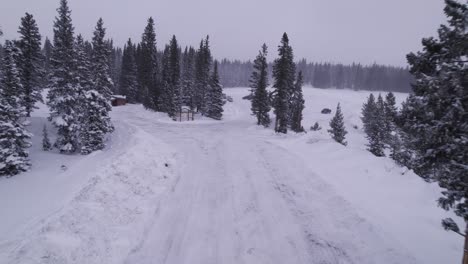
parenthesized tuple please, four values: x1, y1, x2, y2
(160, 36, 181, 118)
(17, 12, 43, 117)
(181, 46, 196, 109)
(42, 37, 52, 84)
(0, 41, 31, 176)
(119, 39, 138, 103)
(206, 60, 224, 120)
(75, 35, 92, 91)
(160, 45, 171, 113)
(361, 93, 376, 133)
(42, 124, 51, 151)
(383, 92, 397, 143)
(272, 33, 295, 133)
(47, 0, 81, 153)
(74, 34, 91, 152)
(250, 43, 271, 127)
(80, 18, 114, 155)
(140, 17, 158, 110)
(290, 71, 305, 132)
(361, 94, 386, 156)
(194, 36, 212, 114)
(328, 103, 347, 145)
(168, 36, 181, 118)
(401, 0, 467, 249)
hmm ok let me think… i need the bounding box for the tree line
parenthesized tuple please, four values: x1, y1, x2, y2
(219, 57, 413, 92)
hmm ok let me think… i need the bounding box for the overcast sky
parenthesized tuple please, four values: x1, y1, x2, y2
(0, 0, 447, 66)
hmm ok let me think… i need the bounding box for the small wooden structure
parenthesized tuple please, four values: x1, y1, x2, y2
(111, 95, 127, 106)
(175, 106, 195, 121)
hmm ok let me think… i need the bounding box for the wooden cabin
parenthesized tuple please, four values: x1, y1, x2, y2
(111, 95, 127, 106)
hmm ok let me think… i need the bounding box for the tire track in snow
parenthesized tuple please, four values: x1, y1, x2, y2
(256, 140, 418, 264)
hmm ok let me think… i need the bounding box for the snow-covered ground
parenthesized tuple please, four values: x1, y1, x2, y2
(0, 87, 463, 264)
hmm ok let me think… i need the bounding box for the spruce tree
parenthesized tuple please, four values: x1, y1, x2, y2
(42, 124, 51, 151)
(290, 71, 305, 132)
(160, 36, 181, 118)
(401, 0, 467, 248)
(75, 35, 92, 91)
(47, 0, 81, 153)
(328, 103, 347, 145)
(206, 60, 224, 120)
(119, 39, 138, 103)
(361, 94, 386, 156)
(160, 45, 171, 113)
(140, 17, 158, 110)
(74, 34, 91, 152)
(168, 36, 181, 118)
(250, 43, 270, 127)
(80, 18, 113, 154)
(17, 13, 43, 117)
(272, 33, 295, 133)
(181, 46, 196, 109)
(194, 36, 212, 114)
(42, 37, 52, 84)
(0, 41, 31, 176)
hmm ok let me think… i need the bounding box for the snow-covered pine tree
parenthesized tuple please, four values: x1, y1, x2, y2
(0, 40, 31, 176)
(159, 46, 175, 115)
(74, 34, 92, 153)
(194, 36, 212, 115)
(160, 45, 171, 113)
(168, 36, 181, 118)
(272, 33, 296, 133)
(361, 93, 376, 133)
(206, 60, 224, 120)
(17, 12, 43, 117)
(80, 18, 114, 155)
(401, 0, 467, 250)
(290, 71, 305, 132)
(75, 35, 92, 91)
(376, 94, 388, 144)
(328, 103, 347, 145)
(250, 43, 271, 127)
(119, 38, 138, 103)
(361, 93, 385, 156)
(41, 37, 52, 86)
(383, 91, 412, 166)
(42, 124, 51, 151)
(47, 0, 81, 153)
(91, 18, 113, 101)
(160, 36, 181, 118)
(181, 46, 196, 109)
(383, 92, 397, 140)
(140, 17, 158, 110)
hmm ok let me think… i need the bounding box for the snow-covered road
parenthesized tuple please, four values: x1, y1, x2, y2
(0, 87, 462, 264)
(118, 103, 415, 264)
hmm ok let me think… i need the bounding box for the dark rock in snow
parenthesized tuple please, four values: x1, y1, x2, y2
(321, 108, 332, 114)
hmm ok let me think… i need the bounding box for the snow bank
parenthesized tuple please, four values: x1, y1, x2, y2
(0, 114, 178, 264)
(225, 87, 464, 264)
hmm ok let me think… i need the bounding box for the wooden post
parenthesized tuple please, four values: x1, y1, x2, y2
(463, 223, 468, 264)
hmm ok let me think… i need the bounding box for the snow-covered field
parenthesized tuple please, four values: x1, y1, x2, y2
(0, 87, 463, 264)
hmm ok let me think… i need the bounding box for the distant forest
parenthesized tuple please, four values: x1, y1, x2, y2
(0, 32, 414, 96)
(2, 42, 412, 94)
(217, 59, 413, 92)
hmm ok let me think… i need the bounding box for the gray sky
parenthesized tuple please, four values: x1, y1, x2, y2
(0, 0, 446, 66)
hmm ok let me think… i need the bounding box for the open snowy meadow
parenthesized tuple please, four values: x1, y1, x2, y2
(0, 87, 463, 264)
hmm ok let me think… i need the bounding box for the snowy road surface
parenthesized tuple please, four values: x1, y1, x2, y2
(121, 108, 413, 264)
(0, 88, 462, 263)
